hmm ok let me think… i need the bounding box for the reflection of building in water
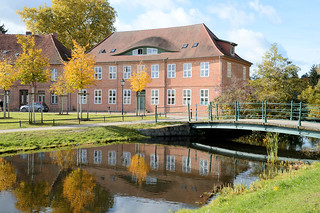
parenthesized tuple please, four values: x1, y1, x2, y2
(6, 143, 251, 205)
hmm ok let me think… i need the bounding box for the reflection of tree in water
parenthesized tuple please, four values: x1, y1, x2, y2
(50, 149, 76, 170)
(237, 132, 304, 150)
(13, 181, 50, 213)
(128, 154, 149, 185)
(0, 158, 17, 191)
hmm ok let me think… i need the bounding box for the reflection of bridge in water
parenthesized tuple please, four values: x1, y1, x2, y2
(6, 143, 258, 205)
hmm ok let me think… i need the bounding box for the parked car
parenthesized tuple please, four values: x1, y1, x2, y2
(20, 102, 49, 112)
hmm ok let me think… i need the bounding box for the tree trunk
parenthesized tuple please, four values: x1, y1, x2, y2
(3, 90, 6, 118)
(79, 89, 83, 120)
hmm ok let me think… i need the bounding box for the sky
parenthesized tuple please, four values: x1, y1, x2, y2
(1, 0, 320, 76)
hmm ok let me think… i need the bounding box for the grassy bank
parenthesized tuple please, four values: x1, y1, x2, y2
(178, 163, 320, 213)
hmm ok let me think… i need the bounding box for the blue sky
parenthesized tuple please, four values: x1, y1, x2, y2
(1, 0, 319, 76)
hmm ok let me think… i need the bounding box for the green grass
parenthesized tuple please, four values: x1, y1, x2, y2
(0, 112, 158, 130)
(178, 163, 320, 213)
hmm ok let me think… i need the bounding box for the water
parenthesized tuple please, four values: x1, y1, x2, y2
(0, 142, 273, 213)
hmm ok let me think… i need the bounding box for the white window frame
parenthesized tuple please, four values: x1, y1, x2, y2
(167, 89, 175, 105)
(183, 89, 191, 105)
(123, 89, 131, 105)
(151, 64, 159, 78)
(166, 155, 175, 171)
(137, 65, 145, 73)
(109, 66, 117, 79)
(108, 151, 117, 166)
(132, 48, 143, 55)
(123, 65, 131, 79)
(94, 66, 102, 80)
(147, 48, 158, 55)
(183, 63, 192, 78)
(94, 150, 102, 164)
(51, 93, 58, 104)
(38, 91, 45, 103)
(167, 64, 176, 78)
(150, 154, 159, 170)
(182, 156, 191, 173)
(79, 149, 87, 164)
(200, 62, 209, 77)
(79, 89, 87, 104)
(200, 89, 209, 105)
(227, 62, 232, 78)
(94, 89, 102, 104)
(200, 159, 208, 175)
(122, 152, 131, 167)
(51, 69, 58, 81)
(151, 89, 159, 105)
(108, 89, 116, 104)
(243, 66, 246, 80)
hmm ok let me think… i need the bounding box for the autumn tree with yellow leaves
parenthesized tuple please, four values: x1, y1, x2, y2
(50, 76, 73, 115)
(0, 158, 17, 191)
(128, 154, 149, 185)
(129, 62, 151, 115)
(0, 56, 17, 118)
(15, 34, 50, 123)
(63, 40, 96, 119)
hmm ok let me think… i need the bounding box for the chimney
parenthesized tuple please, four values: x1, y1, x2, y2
(26, 31, 32, 36)
(52, 32, 58, 39)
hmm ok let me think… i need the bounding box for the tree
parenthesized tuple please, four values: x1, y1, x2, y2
(128, 62, 151, 115)
(250, 43, 307, 103)
(63, 40, 96, 119)
(0, 56, 17, 118)
(15, 34, 50, 123)
(50, 76, 73, 115)
(128, 154, 149, 185)
(0, 23, 8, 34)
(17, 0, 116, 50)
(0, 158, 17, 191)
(308, 64, 319, 88)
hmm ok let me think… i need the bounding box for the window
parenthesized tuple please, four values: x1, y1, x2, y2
(137, 65, 145, 73)
(151, 64, 159, 78)
(200, 62, 209, 77)
(147, 48, 158, 55)
(243, 66, 246, 80)
(94, 150, 102, 164)
(51, 69, 58, 81)
(231, 46, 235, 55)
(192, 43, 199, 47)
(167, 89, 175, 105)
(166, 155, 175, 171)
(108, 151, 117, 165)
(183, 63, 192, 78)
(110, 49, 116, 53)
(182, 156, 191, 173)
(199, 159, 208, 175)
(79, 89, 87, 104)
(132, 48, 143, 55)
(227, 62, 232, 78)
(122, 152, 131, 166)
(38, 152, 45, 160)
(99, 49, 106, 54)
(94, 67, 102, 80)
(79, 149, 87, 164)
(150, 154, 159, 170)
(109, 66, 117, 79)
(200, 89, 209, 105)
(38, 91, 45, 103)
(183, 89, 191, 105)
(167, 64, 176, 78)
(182, 44, 188, 48)
(123, 65, 131, 79)
(51, 93, 58, 104)
(94, 89, 102, 104)
(123, 89, 131, 104)
(151, 89, 159, 105)
(108, 89, 116, 104)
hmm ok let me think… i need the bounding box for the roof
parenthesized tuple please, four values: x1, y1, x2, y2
(88, 23, 252, 65)
(0, 33, 71, 64)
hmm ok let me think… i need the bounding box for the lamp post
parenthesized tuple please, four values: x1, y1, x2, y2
(120, 79, 125, 115)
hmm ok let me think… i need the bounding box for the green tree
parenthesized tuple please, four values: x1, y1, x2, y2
(15, 34, 50, 123)
(0, 23, 8, 34)
(308, 64, 319, 88)
(17, 0, 116, 50)
(250, 43, 307, 103)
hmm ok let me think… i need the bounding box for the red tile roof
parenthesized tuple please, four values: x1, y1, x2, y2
(0, 34, 71, 64)
(88, 23, 251, 65)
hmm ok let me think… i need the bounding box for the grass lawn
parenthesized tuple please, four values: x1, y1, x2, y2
(178, 163, 320, 213)
(0, 111, 158, 130)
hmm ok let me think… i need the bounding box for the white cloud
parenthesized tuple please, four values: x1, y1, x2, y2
(2, 18, 26, 34)
(209, 3, 255, 27)
(249, 0, 281, 24)
(228, 28, 270, 65)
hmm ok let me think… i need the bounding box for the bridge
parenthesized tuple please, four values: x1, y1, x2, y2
(156, 101, 320, 139)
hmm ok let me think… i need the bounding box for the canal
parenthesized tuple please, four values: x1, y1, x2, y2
(0, 134, 319, 212)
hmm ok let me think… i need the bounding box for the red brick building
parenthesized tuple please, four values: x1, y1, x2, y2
(82, 23, 252, 114)
(0, 32, 71, 111)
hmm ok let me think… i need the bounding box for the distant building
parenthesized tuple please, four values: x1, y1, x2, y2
(0, 32, 70, 111)
(84, 23, 252, 113)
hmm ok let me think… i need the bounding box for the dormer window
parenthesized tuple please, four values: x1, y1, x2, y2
(14, 53, 19, 57)
(230, 46, 235, 56)
(99, 49, 106, 54)
(182, 44, 188, 48)
(147, 48, 158, 55)
(2, 50, 8, 54)
(110, 49, 116, 53)
(192, 43, 199, 48)
(132, 48, 143, 55)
